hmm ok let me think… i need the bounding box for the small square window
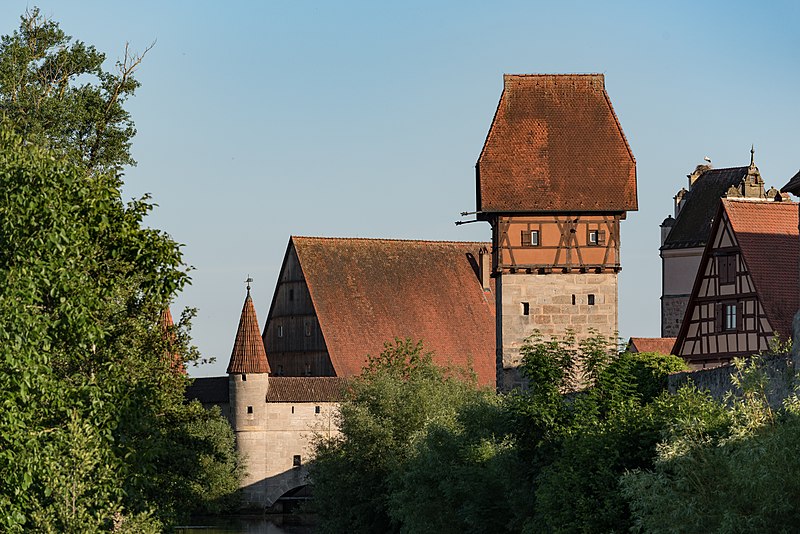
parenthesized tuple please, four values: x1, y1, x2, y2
(725, 303, 737, 331)
(521, 230, 540, 247)
(588, 294, 595, 306)
(589, 230, 598, 245)
(315, 406, 321, 414)
(588, 230, 606, 246)
(277, 324, 284, 338)
(293, 455, 302, 467)
(521, 302, 530, 316)
(241, 373, 247, 381)
(247, 406, 253, 414)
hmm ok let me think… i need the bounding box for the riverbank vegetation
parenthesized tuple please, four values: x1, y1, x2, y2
(310, 333, 800, 533)
(0, 9, 241, 532)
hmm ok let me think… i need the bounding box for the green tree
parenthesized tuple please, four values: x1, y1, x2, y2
(0, 8, 146, 174)
(309, 339, 486, 534)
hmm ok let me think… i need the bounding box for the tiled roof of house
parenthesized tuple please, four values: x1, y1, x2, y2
(781, 169, 800, 196)
(159, 307, 186, 375)
(291, 237, 496, 387)
(186, 376, 229, 405)
(628, 337, 677, 355)
(227, 290, 271, 374)
(266, 377, 348, 403)
(663, 167, 749, 249)
(476, 74, 637, 214)
(723, 199, 799, 339)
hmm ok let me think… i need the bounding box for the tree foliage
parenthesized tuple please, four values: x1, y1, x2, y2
(0, 10, 241, 531)
(0, 8, 145, 174)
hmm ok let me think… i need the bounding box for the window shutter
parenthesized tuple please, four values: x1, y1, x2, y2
(521, 231, 531, 247)
(715, 303, 723, 333)
(597, 230, 606, 245)
(736, 301, 743, 331)
(728, 255, 737, 284)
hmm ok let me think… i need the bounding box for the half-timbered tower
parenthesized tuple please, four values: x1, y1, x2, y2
(660, 152, 780, 337)
(673, 199, 798, 368)
(475, 74, 638, 390)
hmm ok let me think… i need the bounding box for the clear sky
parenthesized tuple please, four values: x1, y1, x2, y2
(3, 1, 798, 376)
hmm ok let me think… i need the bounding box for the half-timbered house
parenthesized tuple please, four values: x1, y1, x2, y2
(673, 199, 798, 368)
(659, 151, 783, 337)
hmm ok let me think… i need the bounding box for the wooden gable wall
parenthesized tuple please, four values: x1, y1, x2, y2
(675, 210, 773, 367)
(262, 241, 334, 377)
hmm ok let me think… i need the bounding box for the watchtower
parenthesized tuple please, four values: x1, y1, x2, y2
(475, 74, 638, 390)
(227, 280, 271, 506)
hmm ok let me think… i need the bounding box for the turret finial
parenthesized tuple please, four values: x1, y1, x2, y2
(245, 275, 253, 295)
(750, 144, 755, 167)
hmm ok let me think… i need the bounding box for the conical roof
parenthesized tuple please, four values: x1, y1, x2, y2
(159, 307, 185, 375)
(227, 289, 270, 374)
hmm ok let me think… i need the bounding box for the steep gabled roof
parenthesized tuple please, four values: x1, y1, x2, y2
(290, 237, 496, 386)
(723, 199, 799, 338)
(663, 167, 749, 249)
(781, 169, 800, 195)
(227, 289, 271, 374)
(476, 74, 637, 214)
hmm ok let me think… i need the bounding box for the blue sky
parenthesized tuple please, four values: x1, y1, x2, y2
(3, 1, 798, 376)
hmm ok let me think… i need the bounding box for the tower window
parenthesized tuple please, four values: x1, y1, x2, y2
(305, 322, 312, 336)
(521, 230, 540, 247)
(315, 406, 321, 414)
(289, 288, 295, 301)
(278, 365, 284, 376)
(291, 405, 294, 414)
(588, 294, 596, 306)
(247, 406, 253, 414)
(521, 302, 530, 315)
(241, 373, 247, 381)
(305, 363, 312, 376)
(588, 230, 606, 246)
(572, 294, 576, 305)
(277, 324, 283, 338)
(293, 455, 302, 467)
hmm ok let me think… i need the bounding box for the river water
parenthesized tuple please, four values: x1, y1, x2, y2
(176, 515, 315, 533)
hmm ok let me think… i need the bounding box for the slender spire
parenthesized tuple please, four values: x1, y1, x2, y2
(159, 307, 186, 375)
(750, 144, 755, 167)
(227, 279, 270, 374)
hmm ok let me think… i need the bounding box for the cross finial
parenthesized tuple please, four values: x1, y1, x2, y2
(245, 275, 253, 295)
(750, 144, 755, 167)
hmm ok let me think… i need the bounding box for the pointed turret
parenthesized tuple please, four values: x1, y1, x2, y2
(159, 307, 186, 374)
(227, 284, 270, 374)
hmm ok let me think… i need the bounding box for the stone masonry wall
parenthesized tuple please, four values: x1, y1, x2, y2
(498, 272, 618, 391)
(661, 294, 689, 337)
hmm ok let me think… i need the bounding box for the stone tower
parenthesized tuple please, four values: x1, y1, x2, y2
(226, 283, 271, 506)
(475, 74, 638, 390)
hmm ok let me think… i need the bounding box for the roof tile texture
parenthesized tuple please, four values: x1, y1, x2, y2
(477, 74, 637, 213)
(628, 337, 677, 355)
(664, 167, 749, 249)
(227, 292, 271, 374)
(292, 237, 496, 387)
(723, 200, 799, 339)
(265, 377, 348, 403)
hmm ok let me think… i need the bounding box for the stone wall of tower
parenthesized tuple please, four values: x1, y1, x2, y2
(661, 295, 690, 337)
(497, 272, 618, 391)
(229, 373, 270, 507)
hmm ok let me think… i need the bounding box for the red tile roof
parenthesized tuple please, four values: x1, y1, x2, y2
(477, 74, 637, 214)
(628, 337, 677, 355)
(159, 307, 186, 375)
(723, 199, 799, 339)
(266, 377, 348, 403)
(227, 290, 271, 374)
(291, 237, 496, 387)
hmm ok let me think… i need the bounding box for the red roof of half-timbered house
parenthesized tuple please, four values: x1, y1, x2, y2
(723, 199, 799, 339)
(288, 237, 496, 387)
(476, 74, 637, 214)
(627, 337, 677, 355)
(227, 289, 271, 374)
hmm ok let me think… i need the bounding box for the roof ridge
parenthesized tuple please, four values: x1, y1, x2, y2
(291, 235, 490, 246)
(503, 73, 605, 77)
